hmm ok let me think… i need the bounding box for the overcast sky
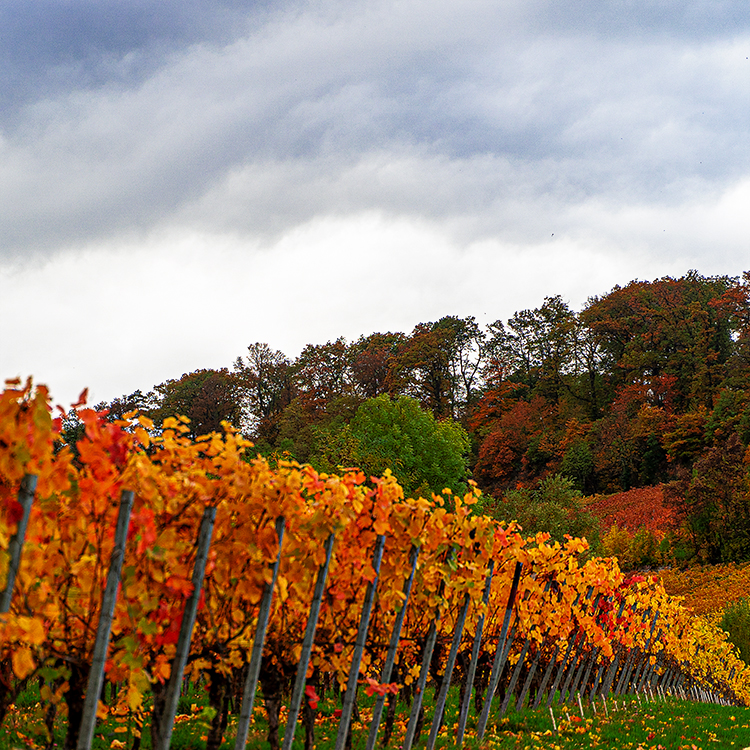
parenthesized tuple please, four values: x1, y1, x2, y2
(2, 0, 749, 408)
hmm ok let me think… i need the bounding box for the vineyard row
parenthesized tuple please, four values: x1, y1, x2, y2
(1, 379, 749, 750)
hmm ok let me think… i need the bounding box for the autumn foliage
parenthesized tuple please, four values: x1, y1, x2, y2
(586, 485, 677, 535)
(2, 377, 750, 749)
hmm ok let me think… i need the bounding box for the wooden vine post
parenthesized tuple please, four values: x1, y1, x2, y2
(77, 489, 134, 750)
(426, 588, 472, 750)
(0, 473, 38, 613)
(365, 545, 419, 750)
(476, 560, 523, 740)
(402, 548, 456, 750)
(334, 534, 387, 750)
(281, 532, 336, 750)
(155, 505, 217, 750)
(455, 560, 494, 746)
(234, 516, 286, 750)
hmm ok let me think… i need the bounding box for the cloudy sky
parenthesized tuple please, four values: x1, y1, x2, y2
(2, 0, 749, 408)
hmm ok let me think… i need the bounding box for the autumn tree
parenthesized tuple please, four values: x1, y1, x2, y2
(666, 433, 750, 563)
(94, 389, 157, 422)
(392, 323, 456, 418)
(293, 338, 353, 412)
(148, 369, 243, 438)
(349, 332, 406, 399)
(582, 271, 746, 410)
(486, 295, 577, 404)
(591, 382, 673, 492)
(439, 315, 486, 418)
(234, 343, 295, 444)
(391, 316, 487, 420)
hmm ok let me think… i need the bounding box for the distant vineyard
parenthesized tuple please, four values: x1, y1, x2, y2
(660, 563, 750, 618)
(586, 485, 677, 535)
(1, 379, 749, 750)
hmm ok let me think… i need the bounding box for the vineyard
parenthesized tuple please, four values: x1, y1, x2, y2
(1, 379, 749, 750)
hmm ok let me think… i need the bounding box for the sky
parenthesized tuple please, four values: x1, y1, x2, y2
(1, 0, 749, 408)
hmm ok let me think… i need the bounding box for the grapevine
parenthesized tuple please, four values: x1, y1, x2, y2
(1, 379, 748, 749)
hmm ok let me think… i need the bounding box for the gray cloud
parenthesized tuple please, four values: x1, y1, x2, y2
(1, 0, 748, 261)
(0, 0, 290, 117)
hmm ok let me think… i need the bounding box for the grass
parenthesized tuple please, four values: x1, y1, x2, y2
(2, 683, 750, 750)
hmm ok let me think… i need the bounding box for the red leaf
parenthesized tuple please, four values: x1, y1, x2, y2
(305, 685, 319, 710)
(72, 388, 89, 408)
(5, 500, 24, 525)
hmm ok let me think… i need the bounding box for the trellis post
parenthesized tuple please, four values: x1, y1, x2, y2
(456, 560, 494, 746)
(334, 534, 386, 750)
(365, 545, 419, 750)
(281, 532, 335, 750)
(77, 489, 134, 750)
(155, 505, 216, 750)
(476, 560, 522, 740)
(0, 474, 38, 613)
(234, 516, 286, 750)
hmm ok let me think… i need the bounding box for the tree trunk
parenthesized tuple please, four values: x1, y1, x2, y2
(382, 690, 397, 747)
(63, 661, 88, 750)
(259, 663, 285, 750)
(206, 669, 230, 750)
(149, 678, 168, 750)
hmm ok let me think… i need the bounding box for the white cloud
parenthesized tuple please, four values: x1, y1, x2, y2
(6, 176, 746, 408)
(2, 0, 749, 404)
(2, 0, 748, 258)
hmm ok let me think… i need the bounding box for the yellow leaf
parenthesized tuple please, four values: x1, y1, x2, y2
(127, 683, 143, 711)
(277, 576, 289, 603)
(12, 647, 35, 679)
(134, 426, 150, 449)
(153, 656, 171, 683)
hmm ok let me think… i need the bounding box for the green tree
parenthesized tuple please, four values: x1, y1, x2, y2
(312, 394, 470, 499)
(487, 474, 601, 548)
(559, 438, 595, 492)
(720, 598, 750, 666)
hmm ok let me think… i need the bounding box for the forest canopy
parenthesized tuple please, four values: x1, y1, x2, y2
(84, 270, 750, 563)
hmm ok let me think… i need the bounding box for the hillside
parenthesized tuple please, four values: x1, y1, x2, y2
(585, 485, 677, 535)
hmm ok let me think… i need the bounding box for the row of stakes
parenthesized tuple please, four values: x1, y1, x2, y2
(0, 476, 737, 750)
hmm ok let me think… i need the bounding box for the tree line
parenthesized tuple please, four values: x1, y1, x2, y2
(81, 269, 750, 563)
